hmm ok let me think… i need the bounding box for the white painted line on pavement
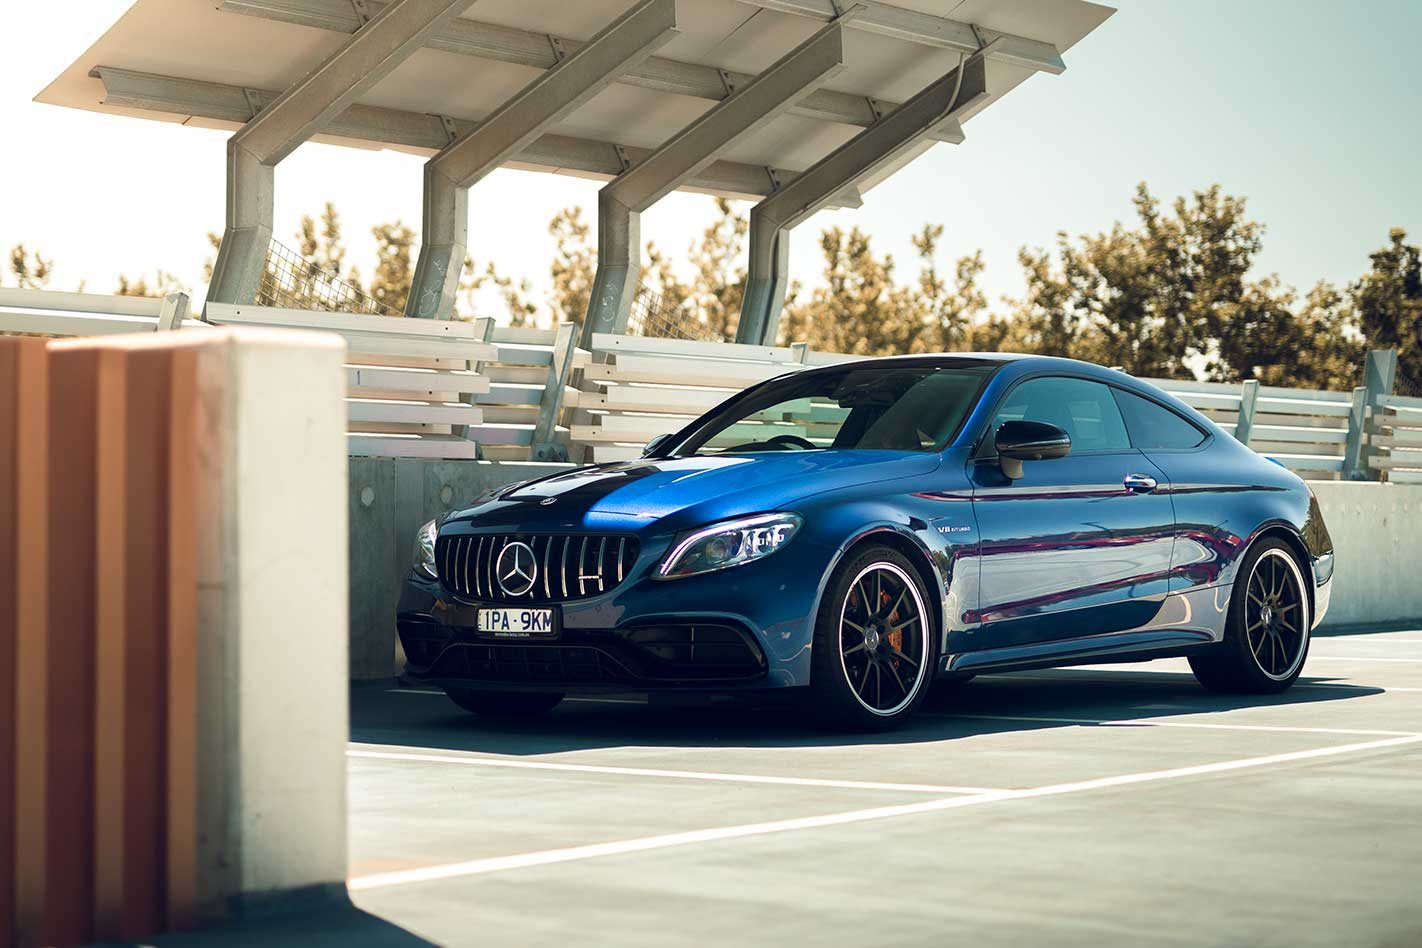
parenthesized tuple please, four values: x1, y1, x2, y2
(347, 746, 999, 796)
(347, 733, 1422, 891)
(927, 712, 1420, 738)
(1306, 656, 1422, 663)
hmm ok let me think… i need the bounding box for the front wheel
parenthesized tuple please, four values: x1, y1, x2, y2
(1189, 538, 1311, 694)
(444, 688, 564, 718)
(807, 545, 938, 731)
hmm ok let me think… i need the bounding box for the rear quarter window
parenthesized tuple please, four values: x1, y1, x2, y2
(1112, 388, 1208, 450)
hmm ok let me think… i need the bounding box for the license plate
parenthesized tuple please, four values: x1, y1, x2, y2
(477, 607, 557, 638)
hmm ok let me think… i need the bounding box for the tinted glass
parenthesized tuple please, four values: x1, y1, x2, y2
(1112, 388, 1207, 449)
(671, 364, 995, 455)
(990, 376, 1131, 453)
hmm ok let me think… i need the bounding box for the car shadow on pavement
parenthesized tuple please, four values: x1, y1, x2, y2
(348, 671, 1385, 757)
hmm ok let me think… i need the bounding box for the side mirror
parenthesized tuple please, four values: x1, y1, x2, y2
(994, 420, 1071, 479)
(643, 433, 671, 457)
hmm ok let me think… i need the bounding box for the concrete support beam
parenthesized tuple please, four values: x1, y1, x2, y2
(92, 68, 858, 207)
(736, 52, 988, 344)
(218, 0, 967, 143)
(206, 143, 276, 309)
(737, 218, 792, 346)
(206, 0, 472, 306)
(582, 22, 846, 344)
(583, 192, 643, 344)
(732, 0, 1066, 74)
(406, 0, 680, 318)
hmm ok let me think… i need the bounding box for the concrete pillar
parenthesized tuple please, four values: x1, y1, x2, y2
(205, 144, 274, 306)
(189, 329, 349, 914)
(580, 193, 641, 347)
(406, 167, 467, 319)
(735, 215, 791, 345)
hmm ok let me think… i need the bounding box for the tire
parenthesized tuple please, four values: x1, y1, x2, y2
(1189, 537, 1311, 694)
(807, 544, 938, 731)
(444, 688, 565, 717)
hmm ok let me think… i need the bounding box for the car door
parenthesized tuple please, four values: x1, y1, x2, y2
(969, 375, 1175, 647)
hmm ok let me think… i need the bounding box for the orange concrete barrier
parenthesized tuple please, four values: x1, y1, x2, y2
(1, 328, 347, 947)
(0, 336, 199, 946)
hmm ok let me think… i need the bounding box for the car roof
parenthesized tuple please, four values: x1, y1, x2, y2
(794, 352, 1117, 378)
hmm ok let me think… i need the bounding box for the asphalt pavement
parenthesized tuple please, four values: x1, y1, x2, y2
(340, 628, 1422, 948)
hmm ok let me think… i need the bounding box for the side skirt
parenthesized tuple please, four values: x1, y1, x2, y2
(941, 629, 1216, 676)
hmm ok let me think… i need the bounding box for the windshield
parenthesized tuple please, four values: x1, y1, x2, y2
(666, 363, 997, 456)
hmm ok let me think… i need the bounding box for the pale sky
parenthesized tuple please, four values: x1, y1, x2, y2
(3, 1, 1419, 323)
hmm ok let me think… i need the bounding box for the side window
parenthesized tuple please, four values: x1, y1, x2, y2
(990, 377, 1131, 453)
(1112, 388, 1207, 450)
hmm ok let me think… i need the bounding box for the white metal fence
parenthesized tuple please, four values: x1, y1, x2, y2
(2, 287, 1411, 478)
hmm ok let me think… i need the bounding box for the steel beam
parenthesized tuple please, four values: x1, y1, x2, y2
(218, 0, 966, 144)
(731, 0, 1066, 74)
(736, 52, 988, 344)
(92, 67, 859, 207)
(582, 21, 846, 344)
(407, 0, 680, 318)
(207, 0, 471, 306)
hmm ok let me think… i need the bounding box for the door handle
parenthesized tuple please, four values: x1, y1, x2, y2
(1124, 473, 1158, 494)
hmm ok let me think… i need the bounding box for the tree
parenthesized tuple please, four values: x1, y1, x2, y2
(1004, 184, 1268, 378)
(1353, 228, 1422, 394)
(548, 207, 596, 326)
(115, 271, 187, 297)
(908, 225, 989, 353)
(201, 232, 223, 285)
(7, 244, 53, 289)
(298, 202, 348, 276)
(684, 197, 748, 340)
(368, 220, 417, 313)
(1291, 282, 1365, 391)
(778, 226, 923, 354)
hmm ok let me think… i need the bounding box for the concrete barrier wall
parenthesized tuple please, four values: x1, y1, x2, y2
(1309, 481, 1422, 630)
(1, 329, 348, 945)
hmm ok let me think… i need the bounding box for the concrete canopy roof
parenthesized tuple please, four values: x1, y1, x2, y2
(37, 0, 1113, 202)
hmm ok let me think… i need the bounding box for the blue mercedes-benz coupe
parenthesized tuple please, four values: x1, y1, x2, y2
(397, 354, 1335, 730)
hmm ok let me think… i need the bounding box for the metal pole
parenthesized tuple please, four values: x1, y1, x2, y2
(1234, 379, 1260, 446)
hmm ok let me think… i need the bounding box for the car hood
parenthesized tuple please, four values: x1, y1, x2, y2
(449, 450, 939, 532)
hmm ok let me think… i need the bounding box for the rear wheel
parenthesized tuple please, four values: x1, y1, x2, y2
(808, 545, 937, 731)
(444, 688, 564, 718)
(1189, 538, 1310, 694)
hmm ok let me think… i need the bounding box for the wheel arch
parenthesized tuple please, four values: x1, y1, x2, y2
(812, 525, 946, 656)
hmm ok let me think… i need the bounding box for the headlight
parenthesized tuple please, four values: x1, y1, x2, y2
(413, 518, 439, 579)
(655, 513, 802, 580)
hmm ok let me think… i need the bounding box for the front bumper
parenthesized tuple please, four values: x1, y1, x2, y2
(396, 537, 832, 693)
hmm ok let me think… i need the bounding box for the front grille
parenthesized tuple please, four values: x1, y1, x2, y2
(436, 533, 639, 604)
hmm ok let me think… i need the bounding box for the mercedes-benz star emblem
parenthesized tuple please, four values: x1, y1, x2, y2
(495, 541, 538, 596)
